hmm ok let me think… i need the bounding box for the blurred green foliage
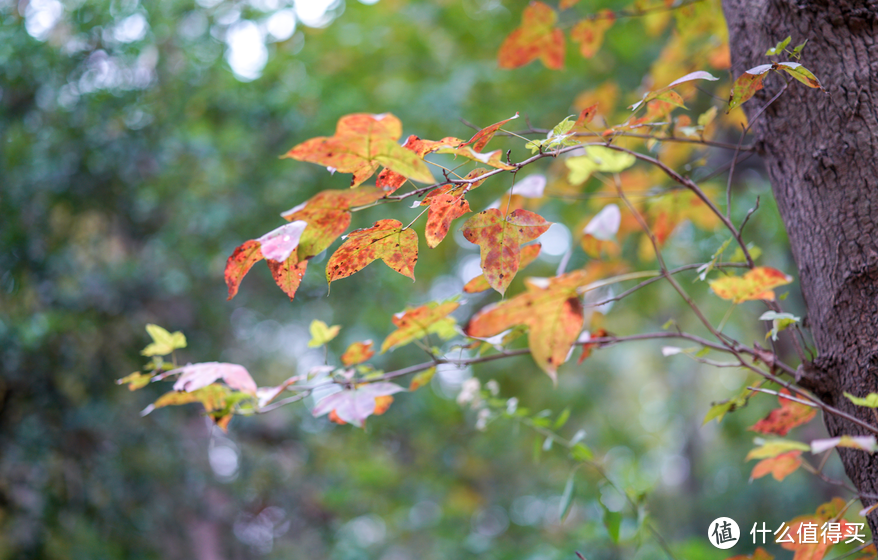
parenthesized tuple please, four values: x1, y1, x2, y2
(0, 0, 855, 558)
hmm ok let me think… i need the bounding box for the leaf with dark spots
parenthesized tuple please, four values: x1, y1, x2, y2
(498, 1, 565, 70)
(461, 209, 550, 294)
(225, 240, 264, 300)
(326, 219, 419, 284)
(459, 113, 519, 152)
(381, 300, 459, 353)
(267, 254, 309, 300)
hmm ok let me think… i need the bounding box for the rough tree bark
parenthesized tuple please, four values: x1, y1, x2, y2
(723, 0, 878, 530)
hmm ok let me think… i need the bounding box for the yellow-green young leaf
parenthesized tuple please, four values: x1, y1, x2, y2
(602, 506, 622, 543)
(745, 438, 810, 461)
(697, 106, 718, 127)
(844, 392, 878, 408)
(709, 266, 793, 303)
(116, 372, 152, 391)
(381, 300, 460, 353)
(141, 324, 187, 357)
(144, 385, 238, 416)
(571, 443, 592, 461)
(566, 146, 636, 184)
(765, 36, 791, 56)
(308, 320, 341, 348)
(554, 407, 571, 429)
(777, 62, 824, 89)
(409, 367, 436, 391)
(703, 388, 751, 425)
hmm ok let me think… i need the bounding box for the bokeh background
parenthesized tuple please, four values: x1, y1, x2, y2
(0, 0, 858, 558)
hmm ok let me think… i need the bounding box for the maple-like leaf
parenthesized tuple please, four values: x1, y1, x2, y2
(570, 11, 615, 59)
(466, 267, 605, 381)
(312, 382, 405, 428)
(281, 188, 387, 259)
(282, 113, 434, 187)
(141, 324, 187, 357)
(168, 362, 258, 395)
(224, 221, 309, 300)
(308, 320, 341, 348)
(422, 188, 471, 248)
(728, 64, 773, 111)
(461, 209, 551, 295)
(116, 372, 152, 391)
(144, 384, 252, 431)
(566, 146, 636, 185)
(781, 499, 853, 560)
(459, 113, 519, 152)
(710, 266, 793, 303)
(464, 243, 542, 293)
(630, 70, 719, 112)
(381, 300, 460, 353)
(341, 340, 375, 366)
(750, 389, 816, 436)
(498, 1, 565, 70)
(750, 450, 802, 481)
(326, 219, 419, 284)
(745, 438, 810, 461)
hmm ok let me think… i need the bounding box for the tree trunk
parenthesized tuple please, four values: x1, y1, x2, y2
(722, 0, 878, 530)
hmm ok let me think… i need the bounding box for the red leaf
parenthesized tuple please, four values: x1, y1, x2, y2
(573, 104, 598, 128)
(460, 113, 519, 152)
(423, 189, 471, 248)
(464, 243, 542, 293)
(225, 240, 264, 300)
(750, 389, 817, 436)
(498, 2, 565, 70)
(326, 219, 419, 284)
(267, 254, 309, 300)
(461, 209, 551, 295)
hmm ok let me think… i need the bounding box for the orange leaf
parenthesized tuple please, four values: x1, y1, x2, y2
(570, 11, 615, 59)
(750, 450, 802, 481)
(225, 240, 264, 300)
(750, 389, 817, 436)
(326, 219, 419, 284)
(409, 367, 436, 391)
(267, 254, 309, 300)
(422, 189, 471, 248)
(341, 340, 375, 366)
(460, 113, 519, 152)
(578, 328, 607, 364)
(462, 209, 551, 295)
(381, 300, 460, 353)
(281, 188, 386, 259)
(498, 1, 565, 70)
(573, 104, 598, 128)
(727, 548, 774, 560)
(464, 243, 542, 293)
(710, 266, 793, 303)
(282, 113, 434, 187)
(466, 267, 605, 381)
(373, 395, 394, 415)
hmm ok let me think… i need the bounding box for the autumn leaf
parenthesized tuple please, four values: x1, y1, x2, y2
(422, 188, 471, 248)
(459, 113, 519, 152)
(312, 382, 406, 428)
(464, 243, 542, 293)
(781, 498, 854, 560)
(498, 1, 565, 70)
(566, 146, 636, 185)
(341, 340, 375, 366)
(811, 435, 878, 454)
(573, 104, 598, 128)
(777, 62, 823, 89)
(630, 70, 718, 112)
(745, 438, 810, 461)
(144, 384, 253, 431)
(116, 372, 153, 391)
(710, 266, 793, 303)
(308, 320, 341, 348)
(326, 219, 419, 284)
(750, 389, 816, 436)
(281, 188, 387, 259)
(570, 11, 615, 59)
(728, 64, 772, 112)
(282, 113, 434, 187)
(461, 209, 551, 295)
(141, 324, 187, 357)
(381, 300, 460, 353)
(466, 267, 605, 381)
(409, 367, 436, 391)
(750, 450, 802, 481)
(164, 362, 258, 395)
(224, 221, 309, 300)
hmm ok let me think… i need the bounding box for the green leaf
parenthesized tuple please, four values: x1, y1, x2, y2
(759, 311, 800, 341)
(554, 407, 571, 429)
(602, 505, 622, 543)
(571, 443, 593, 461)
(141, 324, 187, 357)
(731, 243, 761, 263)
(559, 473, 576, 522)
(844, 392, 878, 408)
(703, 387, 751, 425)
(308, 320, 341, 348)
(792, 39, 808, 56)
(765, 36, 791, 56)
(116, 372, 152, 391)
